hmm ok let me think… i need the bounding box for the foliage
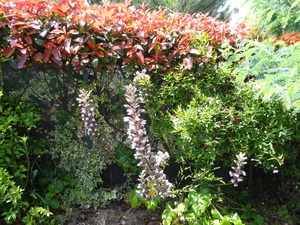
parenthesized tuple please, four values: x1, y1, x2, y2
(0, 167, 25, 223)
(0, 92, 44, 191)
(162, 186, 244, 225)
(49, 119, 126, 209)
(0, 0, 250, 71)
(246, 0, 300, 36)
(0, 158, 54, 224)
(107, 0, 231, 19)
(225, 39, 300, 112)
(124, 189, 163, 210)
(223, 190, 265, 225)
(0, 0, 299, 224)
(124, 50, 300, 223)
(134, 56, 297, 175)
(0, 92, 59, 224)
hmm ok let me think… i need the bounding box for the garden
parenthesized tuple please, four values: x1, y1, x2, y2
(0, 0, 300, 224)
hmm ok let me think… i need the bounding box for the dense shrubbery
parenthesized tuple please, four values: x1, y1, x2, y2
(0, 0, 300, 224)
(0, 91, 57, 224)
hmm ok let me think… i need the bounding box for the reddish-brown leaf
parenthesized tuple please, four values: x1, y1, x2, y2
(64, 38, 71, 54)
(50, 56, 63, 68)
(67, 29, 79, 35)
(25, 36, 33, 45)
(97, 52, 105, 57)
(18, 53, 28, 68)
(20, 47, 28, 54)
(136, 52, 144, 65)
(3, 46, 14, 58)
(32, 52, 43, 61)
(183, 57, 193, 69)
(123, 57, 133, 64)
(43, 49, 51, 63)
(0, 22, 7, 28)
(13, 43, 24, 48)
(87, 41, 97, 51)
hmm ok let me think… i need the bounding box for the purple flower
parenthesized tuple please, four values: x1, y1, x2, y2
(229, 152, 247, 187)
(76, 89, 112, 156)
(124, 84, 173, 199)
(77, 89, 100, 141)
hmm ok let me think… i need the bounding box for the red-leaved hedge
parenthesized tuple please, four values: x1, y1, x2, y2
(0, 0, 251, 71)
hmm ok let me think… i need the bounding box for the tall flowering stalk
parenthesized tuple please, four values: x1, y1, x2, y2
(77, 89, 100, 142)
(229, 152, 247, 187)
(76, 89, 112, 156)
(124, 84, 173, 199)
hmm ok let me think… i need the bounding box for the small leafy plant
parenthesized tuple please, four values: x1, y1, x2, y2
(162, 186, 244, 225)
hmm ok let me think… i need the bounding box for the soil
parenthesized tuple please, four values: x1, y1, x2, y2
(63, 201, 163, 225)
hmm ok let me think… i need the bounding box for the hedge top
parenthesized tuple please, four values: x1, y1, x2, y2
(0, 0, 250, 70)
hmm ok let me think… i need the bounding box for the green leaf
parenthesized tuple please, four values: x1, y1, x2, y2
(48, 198, 60, 209)
(291, 0, 300, 9)
(54, 181, 64, 193)
(91, 58, 99, 68)
(47, 183, 55, 193)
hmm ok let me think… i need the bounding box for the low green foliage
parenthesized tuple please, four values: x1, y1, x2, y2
(0, 167, 24, 223)
(0, 93, 41, 187)
(49, 120, 126, 209)
(0, 92, 56, 224)
(0, 168, 54, 224)
(162, 186, 244, 225)
(124, 189, 162, 211)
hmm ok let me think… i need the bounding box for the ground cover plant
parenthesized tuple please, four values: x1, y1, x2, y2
(0, 0, 299, 224)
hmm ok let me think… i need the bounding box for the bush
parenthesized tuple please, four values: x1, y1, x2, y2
(0, 91, 55, 224)
(49, 118, 127, 209)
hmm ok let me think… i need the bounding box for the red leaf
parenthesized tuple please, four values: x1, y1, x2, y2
(18, 54, 28, 68)
(123, 58, 133, 64)
(87, 41, 97, 51)
(50, 56, 63, 68)
(13, 43, 24, 48)
(183, 57, 193, 69)
(32, 52, 43, 61)
(56, 34, 68, 44)
(44, 42, 57, 49)
(0, 22, 7, 28)
(167, 52, 175, 62)
(74, 37, 84, 43)
(97, 52, 104, 57)
(67, 29, 79, 35)
(20, 47, 27, 54)
(50, 29, 65, 34)
(64, 38, 71, 54)
(11, 21, 27, 27)
(25, 36, 32, 45)
(3, 47, 15, 58)
(136, 52, 144, 65)
(52, 49, 61, 61)
(111, 45, 122, 51)
(43, 50, 51, 63)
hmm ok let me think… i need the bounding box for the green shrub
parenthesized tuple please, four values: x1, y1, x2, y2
(49, 120, 127, 209)
(171, 80, 298, 172)
(162, 186, 244, 225)
(0, 93, 41, 187)
(0, 92, 57, 224)
(225, 39, 300, 111)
